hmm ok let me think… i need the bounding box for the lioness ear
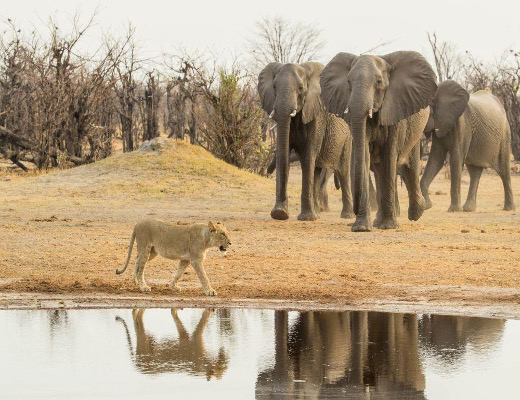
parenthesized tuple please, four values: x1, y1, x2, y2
(208, 221, 217, 232)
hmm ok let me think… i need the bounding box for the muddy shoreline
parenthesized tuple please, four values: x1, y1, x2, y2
(2, 290, 519, 319)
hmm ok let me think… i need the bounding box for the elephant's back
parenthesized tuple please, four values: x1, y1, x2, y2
(465, 92, 508, 167)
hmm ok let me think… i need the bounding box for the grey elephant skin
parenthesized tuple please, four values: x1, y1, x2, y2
(420, 80, 515, 212)
(320, 51, 437, 231)
(266, 151, 338, 212)
(258, 62, 353, 221)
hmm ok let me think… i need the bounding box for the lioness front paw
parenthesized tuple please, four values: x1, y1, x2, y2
(204, 288, 217, 296)
(140, 286, 151, 292)
(169, 284, 181, 292)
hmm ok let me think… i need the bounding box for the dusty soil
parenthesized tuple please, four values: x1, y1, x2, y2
(1, 140, 520, 317)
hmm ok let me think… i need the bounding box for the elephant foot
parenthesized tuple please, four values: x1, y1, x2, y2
(271, 205, 289, 220)
(463, 202, 476, 212)
(504, 202, 515, 211)
(352, 216, 372, 232)
(297, 210, 318, 221)
(373, 214, 382, 228)
(377, 218, 399, 230)
(341, 209, 354, 219)
(448, 205, 463, 212)
(424, 198, 433, 210)
(408, 198, 425, 221)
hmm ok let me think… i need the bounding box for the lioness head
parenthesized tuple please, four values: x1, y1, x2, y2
(208, 221, 232, 253)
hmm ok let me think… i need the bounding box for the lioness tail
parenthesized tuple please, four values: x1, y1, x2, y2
(116, 229, 136, 275)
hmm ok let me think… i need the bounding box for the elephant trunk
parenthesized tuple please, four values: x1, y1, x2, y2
(271, 115, 291, 220)
(351, 116, 368, 215)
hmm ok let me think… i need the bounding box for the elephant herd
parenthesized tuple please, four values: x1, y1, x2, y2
(258, 50, 515, 232)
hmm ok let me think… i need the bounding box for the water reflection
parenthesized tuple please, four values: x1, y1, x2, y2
(256, 311, 427, 399)
(116, 308, 228, 379)
(1, 308, 516, 399)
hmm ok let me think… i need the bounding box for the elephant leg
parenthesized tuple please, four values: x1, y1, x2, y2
(369, 173, 378, 212)
(420, 140, 447, 209)
(372, 165, 383, 227)
(378, 139, 399, 229)
(448, 151, 463, 212)
(497, 147, 515, 211)
(298, 152, 318, 221)
(170, 259, 190, 291)
(394, 174, 401, 217)
(312, 167, 323, 217)
(319, 169, 333, 212)
(401, 144, 425, 221)
(463, 164, 483, 212)
(338, 168, 354, 219)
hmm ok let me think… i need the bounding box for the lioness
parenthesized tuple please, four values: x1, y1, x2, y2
(116, 220, 231, 296)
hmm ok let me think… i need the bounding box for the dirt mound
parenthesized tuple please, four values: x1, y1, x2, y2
(10, 139, 271, 200)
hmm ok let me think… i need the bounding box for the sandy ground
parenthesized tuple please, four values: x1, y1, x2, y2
(1, 140, 520, 317)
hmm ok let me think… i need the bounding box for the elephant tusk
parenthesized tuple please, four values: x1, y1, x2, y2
(368, 109, 373, 118)
(434, 128, 439, 133)
(290, 110, 297, 117)
(269, 110, 275, 119)
(344, 107, 349, 115)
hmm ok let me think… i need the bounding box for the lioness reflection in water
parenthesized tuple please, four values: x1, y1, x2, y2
(116, 308, 228, 380)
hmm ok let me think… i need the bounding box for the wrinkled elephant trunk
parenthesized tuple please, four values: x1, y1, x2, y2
(350, 116, 371, 231)
(271, 116, 291, 220)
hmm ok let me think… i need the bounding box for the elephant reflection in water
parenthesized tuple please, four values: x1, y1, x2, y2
(256, 311, 426, 399)
(419, 315, 505, 367)
(116, 308, 228, 380)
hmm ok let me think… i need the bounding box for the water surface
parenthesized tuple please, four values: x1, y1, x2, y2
(1, 308, 518, 399)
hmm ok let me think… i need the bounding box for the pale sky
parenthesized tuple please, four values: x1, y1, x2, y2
(1, 0, 519, 65)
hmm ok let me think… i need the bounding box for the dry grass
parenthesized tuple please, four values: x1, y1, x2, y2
(1, 139, 519, 310)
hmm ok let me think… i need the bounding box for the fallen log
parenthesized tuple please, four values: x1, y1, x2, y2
(0, 125, 90, 167)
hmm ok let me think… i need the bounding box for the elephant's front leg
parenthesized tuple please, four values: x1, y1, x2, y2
(448, 151, 463, 212)
(401, 143, 426, 221)
(338, 166, 354, 219)
(378, 139, 399, 229)
(298, 152, 318, 221)
(420, 139, 448, 209)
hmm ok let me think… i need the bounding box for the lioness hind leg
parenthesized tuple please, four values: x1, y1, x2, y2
(135, 244, 152, 292)
(148, 247, 157, 261)
(192, 259, 216, 296)
(170, 260, 189, 292)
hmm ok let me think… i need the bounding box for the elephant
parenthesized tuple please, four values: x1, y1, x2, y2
(266, 150, 338, 212)
(258, 61, 354, 221)
(320, 51, 437, 231)
(255, 310, 426, 399)
(420, 80, 515, 212)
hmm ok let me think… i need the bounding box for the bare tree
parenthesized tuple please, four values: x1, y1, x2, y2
(142, 70, 161, 142)
(427, 32, 464, 82)
(248, 17, 324, 70)
(0, 14, 122, 169)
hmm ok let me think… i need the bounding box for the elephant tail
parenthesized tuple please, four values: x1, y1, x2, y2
(334, 171, 341, 190)
(116, 229, 136, 275)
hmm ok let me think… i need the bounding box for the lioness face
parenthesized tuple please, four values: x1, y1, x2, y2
(208, 221, 232, 253)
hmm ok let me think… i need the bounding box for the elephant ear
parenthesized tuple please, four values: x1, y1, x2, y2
(433, 79, 469, 138)
(301, 62, 325, 124)
(320, 53, 358, 116)
(379, 51, 437, 126)
(257, 62, 282, 113)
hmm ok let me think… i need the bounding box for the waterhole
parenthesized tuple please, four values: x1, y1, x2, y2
(1, 308, 518, 399)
